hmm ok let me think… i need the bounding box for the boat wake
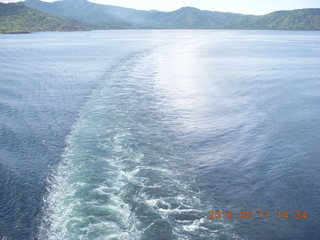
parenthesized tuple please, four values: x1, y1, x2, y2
(38, 46, 240, 240)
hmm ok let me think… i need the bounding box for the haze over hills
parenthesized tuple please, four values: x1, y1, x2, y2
(0, 2, 86, 33)
(1, 0, 320, 32)
(24, 0, 320, 30)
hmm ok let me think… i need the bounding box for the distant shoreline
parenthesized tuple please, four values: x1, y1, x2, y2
(3, 31, 31, 34)
(2, 1, 320, 33)
(1, 29, 320, 35)
(2, 29, 320, 35)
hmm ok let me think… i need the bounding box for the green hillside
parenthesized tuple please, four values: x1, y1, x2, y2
(247, 9, 320, 30)
(25, 0, 138, 29)
(24, 0, 320, 30)
(0, 2, 86, 33)
(1, 0, 320, 32)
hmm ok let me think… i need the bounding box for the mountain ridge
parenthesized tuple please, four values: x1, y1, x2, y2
(0, 2, 86, 33)
(24, 0, 320, 30)
(1, 0, 320, 31)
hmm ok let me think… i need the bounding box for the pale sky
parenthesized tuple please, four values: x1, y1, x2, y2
(1, 0, 320, 15)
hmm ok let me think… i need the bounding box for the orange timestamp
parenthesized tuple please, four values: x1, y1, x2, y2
(208, 210, 308, 220)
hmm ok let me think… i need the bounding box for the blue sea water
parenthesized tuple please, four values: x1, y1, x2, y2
(0, 30, 320, 240)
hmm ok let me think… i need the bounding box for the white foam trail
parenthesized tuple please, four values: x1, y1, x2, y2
(39, 48, 242, 240)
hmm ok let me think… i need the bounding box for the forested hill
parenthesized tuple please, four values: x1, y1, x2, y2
(24, 0, 320, 30)
(0, 2, 86, 33)
(246, 9, 320, 30)
(1, 0, 320, 32)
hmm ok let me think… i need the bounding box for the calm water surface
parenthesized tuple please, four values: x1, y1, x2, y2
(0, 30, 320, 240)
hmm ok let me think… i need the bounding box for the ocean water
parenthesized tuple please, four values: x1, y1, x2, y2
(0, 30, 320, 240)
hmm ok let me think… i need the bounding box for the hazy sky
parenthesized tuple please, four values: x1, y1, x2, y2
(1, 0, 320, 14)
